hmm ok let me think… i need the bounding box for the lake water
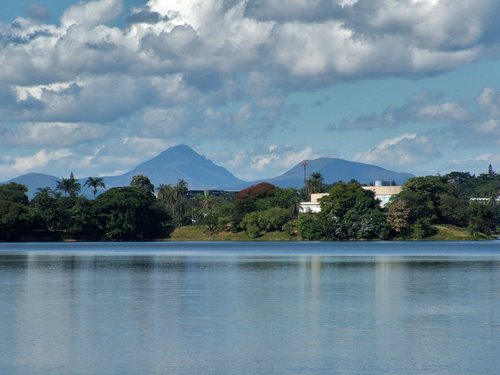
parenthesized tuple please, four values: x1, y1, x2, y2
(1, 241, 500, 374)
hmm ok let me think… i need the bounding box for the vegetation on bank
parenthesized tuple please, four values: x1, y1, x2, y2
(426, 225, 491, 241)
(1, 167, 500, 241)
(170, 226, 298, 241)
(169, 224, 485, 241)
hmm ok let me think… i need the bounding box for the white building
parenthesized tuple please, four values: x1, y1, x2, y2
(299, 193, 329, 213)
(362, 186, 402, 207)
(299, 186, 402, 213)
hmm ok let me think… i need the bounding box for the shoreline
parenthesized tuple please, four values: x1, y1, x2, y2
(3, 225, 495, 243)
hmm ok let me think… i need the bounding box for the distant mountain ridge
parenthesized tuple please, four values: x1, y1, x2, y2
(259, 157, 414, 187)
(3, 145, 414, 198)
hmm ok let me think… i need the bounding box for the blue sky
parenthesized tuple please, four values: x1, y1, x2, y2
(1, 0, 500, 181)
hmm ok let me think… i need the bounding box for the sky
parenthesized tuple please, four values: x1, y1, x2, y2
(1, 0, 500, 182)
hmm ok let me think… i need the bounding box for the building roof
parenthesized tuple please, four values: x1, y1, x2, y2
(310, 193, 329, 203)
(362, 186, 402, 195)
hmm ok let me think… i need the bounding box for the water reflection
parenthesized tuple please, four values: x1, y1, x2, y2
(0, 246, 500, 374)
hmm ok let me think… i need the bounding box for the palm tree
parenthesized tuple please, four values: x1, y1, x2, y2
(157, 184, 176, 210)
(174, 179, 189, 200)
(200, 190, 214, 210)
(157, 180, 190, 224)
(306, 172, 324, 197)
(56, 172, 81, 197)
(34, 187, 59, 199)
(84, 177, 105, 197)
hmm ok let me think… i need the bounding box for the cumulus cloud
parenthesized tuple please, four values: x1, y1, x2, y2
(328, 90, 471, 131)
(125, 6, 170, 25)
(444, 87, 500, 148)
(2, 0, 500, 179)
(2, 0, 500, 127)
(328, 86, 500, 151)
(214, 144, 319, 180)
(354, 133, 441, 168)
(9, 76, 166, 123)
(61, 0, 123, 28)
(0, 149, 74, 179)
(3, 0, 497, 91)
(0, 122, 112, 147)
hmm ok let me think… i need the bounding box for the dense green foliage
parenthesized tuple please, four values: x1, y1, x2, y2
(383, 170, 500, 238)
(94, 187, 170, 240)
(296, 169, 500, 240)
(0, 175, 171, 241)
(0, 183, 33, 241)
(1, 167, 500, 241)
(298, 181, 388, 240)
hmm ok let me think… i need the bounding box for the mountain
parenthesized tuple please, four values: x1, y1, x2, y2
(102, 144, 246, 190)
(6, 173, 96, 198)
(255, 157, 414, 187)
(2, 146, 414, 198)
(7, 173, 59, 195)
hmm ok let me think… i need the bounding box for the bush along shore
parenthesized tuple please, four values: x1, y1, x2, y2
(1, 169, 499, 242)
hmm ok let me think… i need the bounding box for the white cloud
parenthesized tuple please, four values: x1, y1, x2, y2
(268, 21, 372, 77)
(328, 90, 472, 131)
(417, 101, 469, 122)
(354, 133, 441, 168)
(2, 0, 500, 179)
(0, 149, 74, 179)
(2, 0, 497, 93)
(440, 153, 500, 175)
(61, 0, 123, 28)
(121, 136, 169, 156)
(0, 122, 111, 147)
(328, 84, 500, 152)
(139, 107, 187, 137)
(216, 144, 318, 180)
(446, 87, 500, 148)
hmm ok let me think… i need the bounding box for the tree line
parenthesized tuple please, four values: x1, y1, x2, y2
(1, 167, 500, 241)
(297, 167, 500, 240)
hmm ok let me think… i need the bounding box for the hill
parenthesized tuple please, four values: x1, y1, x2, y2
(2, 146, 414, 197)
(7, 173, 60, 197)
(257, 157, 413, 187)
(102, 144, 246, 190)
(6, 173, 96, 198)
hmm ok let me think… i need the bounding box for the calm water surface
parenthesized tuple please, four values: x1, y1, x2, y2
(1, 241, 500, 375)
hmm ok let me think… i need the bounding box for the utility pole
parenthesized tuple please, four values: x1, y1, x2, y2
(301, 161, 309, 186)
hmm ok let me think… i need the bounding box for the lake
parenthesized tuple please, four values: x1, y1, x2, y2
(1, 241, 500, 374)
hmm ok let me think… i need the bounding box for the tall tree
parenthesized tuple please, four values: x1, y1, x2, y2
(94, 187, 170, 240)
(0, 183, 32, 240)
(317, 181, 387, 240)
(386, 200, 412, 236)
(174, 179, 189, 200)
(32, 187, 60, 232)
(306, 172, 324, 197)
(157, 179, 190, 225)
(56, 172, 81, 198)
(130, 175, 155, 195)
(157, 184, 176, 209)
(84, 177, 106, 197)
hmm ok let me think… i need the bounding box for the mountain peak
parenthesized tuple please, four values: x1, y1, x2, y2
(257, 157, 414, 187)
(2, 145, 414, 197)
(103, 144, 245, 190)
(156, 144, 207, 161)
(162, 144, 195, 153)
